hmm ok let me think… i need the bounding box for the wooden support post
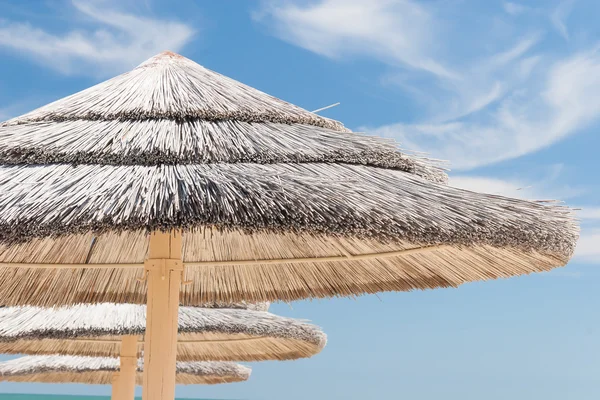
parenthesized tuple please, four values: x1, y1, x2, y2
(111, 372, 121, 400)
(119, 335, 139, 400)
(142, 231, 182, 400)
(111, 336, 138, 400)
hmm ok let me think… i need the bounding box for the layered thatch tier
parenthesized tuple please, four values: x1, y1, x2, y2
(0, 120, 447, 183)
(0, 355, 250, 385)
(3, 52, 344, 131)
(0, 304, 327, 361)
(0, 51, 579, 306)
(0, 163, 575, 250)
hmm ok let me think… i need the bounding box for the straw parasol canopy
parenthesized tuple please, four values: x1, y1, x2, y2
(0, 51, 579, 306)
(0, 355, 250, 385)
(0, 303, 327, 361)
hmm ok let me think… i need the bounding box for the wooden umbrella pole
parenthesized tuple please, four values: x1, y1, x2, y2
(142, 231, 183, 400)
(119, 335, 138, 400)
(111, 372, 121, 400)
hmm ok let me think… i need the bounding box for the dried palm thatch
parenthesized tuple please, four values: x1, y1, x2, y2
(0, 54, 446, 184)
(0, 51, 579, 306)
(0, 303, 327, 361)
(0, 355, 250, 385)
(0, 120, 446, 183)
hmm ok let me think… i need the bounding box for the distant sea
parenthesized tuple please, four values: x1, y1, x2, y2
(0, 396, 114, 400)
(0, 395, 226, 400)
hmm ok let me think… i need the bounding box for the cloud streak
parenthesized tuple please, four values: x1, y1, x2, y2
(254, 0, 457, 79)
(503, 2, 529, 15)
(367, 46, 600, 170)
(0, 0, 195, 76)
(449, 175, 543, 199)
(574, 229, 600, 263)
(551, 0, 574, 40)
(448, 162, 586, 200)
(576, 207, 600, 220)
(259, 0, 600, 171)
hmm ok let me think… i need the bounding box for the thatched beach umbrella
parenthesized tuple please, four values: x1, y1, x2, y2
(0, 303, 322, 400)
(0, 355, 250, 389)
(0, 303, 327, 361)
(0, 51, 578, 399)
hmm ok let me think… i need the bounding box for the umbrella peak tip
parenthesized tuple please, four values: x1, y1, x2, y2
(157, 50, 184, 58)
(137, 51, 187, 68)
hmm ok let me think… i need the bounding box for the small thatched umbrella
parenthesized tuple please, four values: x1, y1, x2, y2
(0, 303, 323, 400)
(0, 355, 250, 390)
(0, 303, 327, 361)
(0, 51, 578, 399)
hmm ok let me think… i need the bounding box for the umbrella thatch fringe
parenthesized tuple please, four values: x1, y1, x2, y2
(0, 304, 327, 361)
(0, 355, 250, 385)
(0, 120, 447, 183)
(201, 302, 269, 312)
(2, 52, 344, 132)
(0, 336, 322, 362)
(0, 239, 568, 305)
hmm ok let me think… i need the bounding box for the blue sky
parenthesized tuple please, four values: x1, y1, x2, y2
(0, 0, 599, 399)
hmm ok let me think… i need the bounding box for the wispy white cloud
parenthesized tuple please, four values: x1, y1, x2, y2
(449, 175, 540, 199)
(574, 229, 600, 263)
(254, 0, 457, 79)
(258, 0, 548, 124)
(0, 0, 195, 76)
(551, 0, 575, 40)
(575, 207, 600, 221)
(259, 0, 599, 171)
(448, 163, 585, 200)
(428, 34, 543, 123)
(368, 44, 600, 170)
(503, 2, 529, 15)
(366, 34, 600, 171)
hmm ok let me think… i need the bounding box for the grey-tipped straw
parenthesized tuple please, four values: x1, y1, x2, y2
(0, 304, 327, 361)
(0, 355, 251, 385)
